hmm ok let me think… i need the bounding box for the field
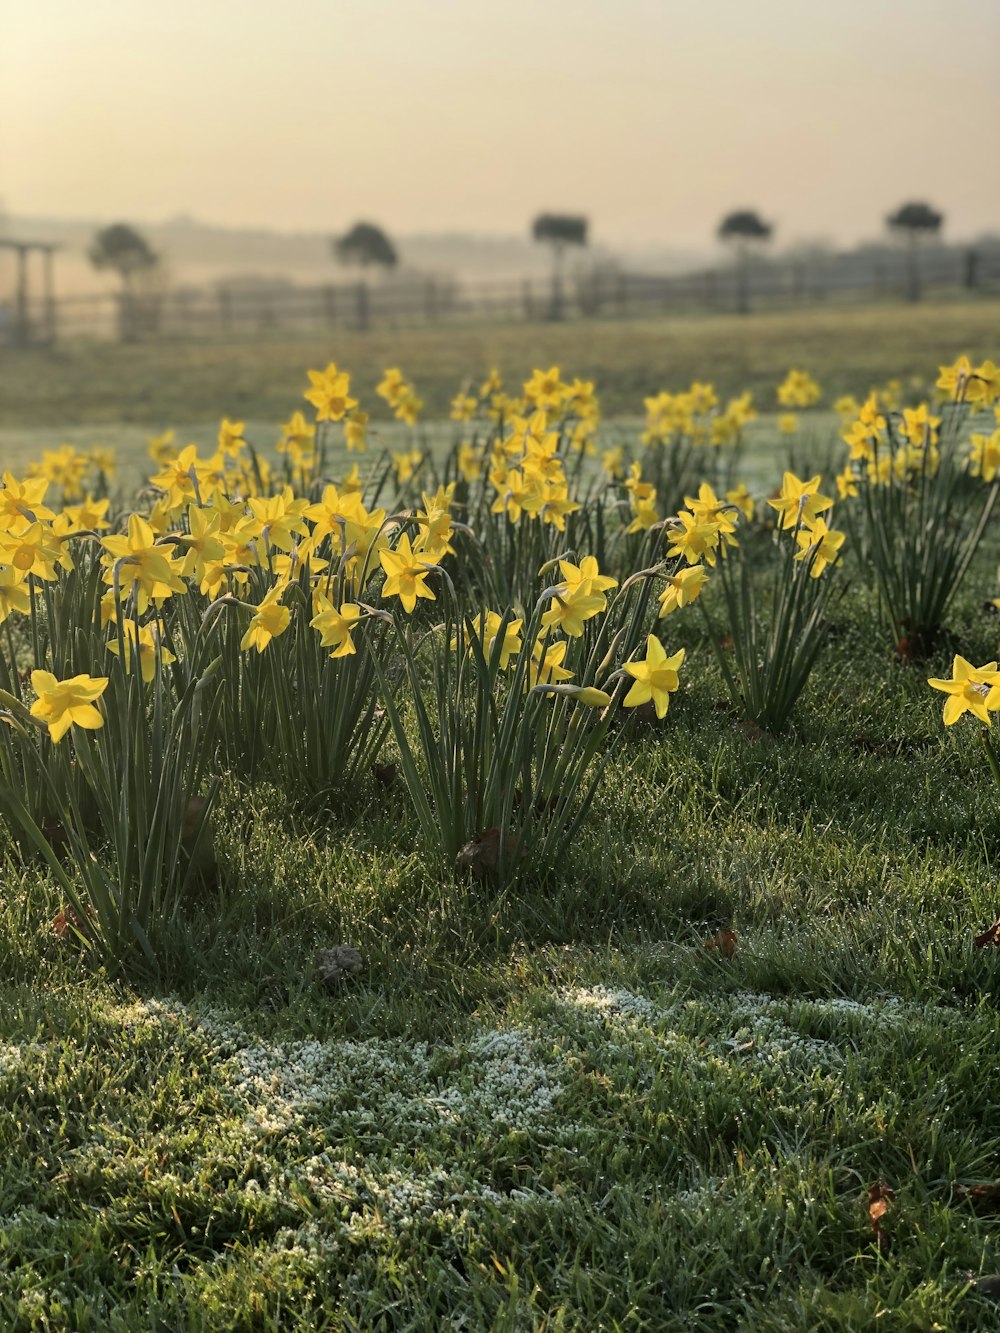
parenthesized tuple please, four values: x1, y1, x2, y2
(2, 307, 1000, 1330)
(3, 297, 998, 429)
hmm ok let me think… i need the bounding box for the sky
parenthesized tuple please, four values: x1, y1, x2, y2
(2, 0, 999, 251)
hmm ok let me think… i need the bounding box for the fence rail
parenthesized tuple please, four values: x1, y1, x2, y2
(2, 248, 999, 347)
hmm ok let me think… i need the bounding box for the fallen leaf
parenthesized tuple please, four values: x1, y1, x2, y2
(455, 827, 505, 878)
(867, 1182, 894, 1251)
(704, 930, 737, 959)
(53, 903, 95, 941)
(973, 918, 1000, 948)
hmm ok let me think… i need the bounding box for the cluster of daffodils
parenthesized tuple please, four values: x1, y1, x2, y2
(766, 473, 845, 576)
(487, 408, 581, 533)
(0, 355, 700, 753)
(776, 368, 822, 435)
(836, 397, 942, 494)
(641, 384, 756, 450)
(2, 355, 992, 763)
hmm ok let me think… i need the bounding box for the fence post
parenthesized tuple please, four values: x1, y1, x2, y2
(616, 273, 628, 316)
(355, 281, 369, 331)
(964, 248, 979, 291)
(323, 285, 337, 326)
(522, 280, 534, 320)
(41, 248, 57, 344)
(14, 246, 29, 345)
(425, 278, 438, 322)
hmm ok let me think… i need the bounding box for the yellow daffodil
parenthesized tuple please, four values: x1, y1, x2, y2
(29, 670, 108, 742)
(102, 513, 186, 610)
(304, 364, 357, 422)
(725, 484, 754, 521)
(794, 517, 846, 577)
(622, 636, 685, 719)
(240, 587, 291, 654)
(540, 584, 606, 637)
(666, 511, 722, 566)
(379, 532, 436, 614)
(768, 472, 833, 531)
(658, 564, 709, 618)
(0, 472, 55, 530)
(0, 521, 69, 581)
(528, 636, 573, 688)
(969, 430, 1000, 483)
(928, 656, 1000, 726)
(107, 622, 177, 683)
(456, 611, 523, 670)
(523, 366, 566, 412)
(344, 409, 368, 454)
(310, 596, 362, 658)
(0, 565, 30, 623)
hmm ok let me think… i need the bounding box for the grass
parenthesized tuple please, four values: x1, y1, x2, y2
(3, 337, 1000, 1327)
(2, 297, 998, 430)
(4, 550, 1000, 1328)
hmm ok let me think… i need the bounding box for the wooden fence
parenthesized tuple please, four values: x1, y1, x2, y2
(2, 247, 998, 347)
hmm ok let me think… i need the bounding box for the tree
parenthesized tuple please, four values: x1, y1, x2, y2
(88, 223, 160, 340)
(332, 222, 398, 272)
(886, 201, 943, 303)
(89, 223, 158, 288)
(532, 214, 588, 319)
(717, 210, 773, 315)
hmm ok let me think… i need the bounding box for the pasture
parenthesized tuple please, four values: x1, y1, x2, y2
(1, 308, 1000, 1330)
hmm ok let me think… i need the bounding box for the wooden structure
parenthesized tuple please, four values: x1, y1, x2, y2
(0, 238, 59, 345)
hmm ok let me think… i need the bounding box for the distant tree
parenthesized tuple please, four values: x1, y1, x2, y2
(532, 213, 588, 319)
(88, 223, 160, 340)
(717, 210, 773, 314)
(886, 201, 943, 302)
(332, 222, 398, 272)
(89, 223, 158, 289)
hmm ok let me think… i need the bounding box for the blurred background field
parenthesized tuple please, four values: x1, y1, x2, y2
(3, 296, 995, 437)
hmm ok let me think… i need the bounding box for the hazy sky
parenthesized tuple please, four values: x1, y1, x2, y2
(3, 0, 999, 249)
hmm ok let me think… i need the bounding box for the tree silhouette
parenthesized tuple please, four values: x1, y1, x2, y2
(886, 201, 943, 302)
(532, 214, 588, 319)
(332, 222, 398, 272)
(88, 223, 160, 340)
(89, 223, 158, 288)
(717, 210, 773, 314)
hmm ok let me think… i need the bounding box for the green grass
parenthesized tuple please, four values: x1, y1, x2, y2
(2, 296, 997, 430)
(3, 360, 1000, 1327)
(4, 558, 1000, 1329)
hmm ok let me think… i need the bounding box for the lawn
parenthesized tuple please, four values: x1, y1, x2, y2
(2, 296, 997, 430)
(4, 571, 1000, 1330)
(2, 340, 1000, 1330)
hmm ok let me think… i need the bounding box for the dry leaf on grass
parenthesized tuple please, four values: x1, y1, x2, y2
(973, 918, 1000, 948)
(867, 1182, 894, 1251)
(703, 930, 737, 959)
(455, 827, 504, 877)
(52, 903, 95, 941)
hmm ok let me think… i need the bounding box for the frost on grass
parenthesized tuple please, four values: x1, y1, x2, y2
(557, 983, 966, 1074)
(160, 1006, 564, 1137)
(1, 983, 977, 1264)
